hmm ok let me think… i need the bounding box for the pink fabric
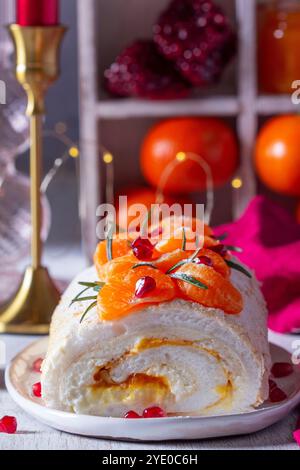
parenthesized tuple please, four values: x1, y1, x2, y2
(214, 196, 300, 333)
(293, 416, 300, 447)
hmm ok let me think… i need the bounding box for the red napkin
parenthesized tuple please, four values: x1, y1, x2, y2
(214, 196, 300, 333)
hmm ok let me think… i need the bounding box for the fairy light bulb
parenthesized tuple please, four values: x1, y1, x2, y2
(103, 152, 113, 164)
(69, 146, 79, 158)
(231, 177, 243, 189)
(176, 151, 187, 162)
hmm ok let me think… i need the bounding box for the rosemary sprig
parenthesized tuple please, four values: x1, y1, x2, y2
(166, 259, 188, 274)
(72, 295, 98, 303)
(166, 245, 202, 274)
(140, 207, 153, 237)
(181, 227, 187, 251)
(69, 286, 91, 306)
(190, 247, 201, 262)
(115, 223, 127, 233)
(106, 224, 115, 261)
(80, 301, 98, 324)
(225, 260, 252, 278)
(70, 282, 104, 306)
(170, 273, 208, 290)
(216, 232, 228, 241)
(71, 281, 105, 322)
(132, 262, 158, 270)
(224, 245, 243, 253)
(78, 281, 105, 293)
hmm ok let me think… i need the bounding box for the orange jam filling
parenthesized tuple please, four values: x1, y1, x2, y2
(133, 337, 194, 352)
(93, 370, 169, 391)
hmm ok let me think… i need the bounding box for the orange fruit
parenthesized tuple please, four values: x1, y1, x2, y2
(140, 117, 238, 194)
(174, 263, 243, 314)
(255, 115, 300, 196)
(97, 266, 176, 321)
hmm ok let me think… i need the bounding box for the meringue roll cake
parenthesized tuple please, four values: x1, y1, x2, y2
(42, 217, 271, 417)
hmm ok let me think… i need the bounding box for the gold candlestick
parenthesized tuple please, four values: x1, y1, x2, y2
(0, 25, 67, 334)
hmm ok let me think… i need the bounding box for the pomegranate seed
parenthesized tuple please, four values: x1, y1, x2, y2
(32, 382, 42, 398)
(0, 416, 17, 434)
(124, 410, 141, 419)
(211, 244, 227, 257)
(143, 406, 166, 418)
(135, 276, 156, 298)
(131, 237, 154, 261)
(269, 379, 287, 403)
(194, 256, 213, 267)
(32, 357, 43, 373)
(271, 362, 294, 378)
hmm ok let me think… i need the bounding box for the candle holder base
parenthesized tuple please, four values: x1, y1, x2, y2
(0, 266, 60, 334)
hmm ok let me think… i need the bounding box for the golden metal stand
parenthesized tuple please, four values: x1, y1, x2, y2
(0, 25, 66, 334)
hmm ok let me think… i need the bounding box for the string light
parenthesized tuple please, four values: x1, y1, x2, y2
(176, 151, 187, 162)
(41, 125, 80, 193)
(103, 152, 113, 164)
(231, 177, 243, 189)
(69, 146, 79, 158)
(156, 152, 214, 224)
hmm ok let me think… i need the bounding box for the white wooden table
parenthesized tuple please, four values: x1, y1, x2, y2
(0, 247, 299, 450)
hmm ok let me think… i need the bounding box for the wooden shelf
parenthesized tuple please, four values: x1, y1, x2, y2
(78, 0, 297, 260)
(95, 96, 239, 119)
(256, 95, 298, 115)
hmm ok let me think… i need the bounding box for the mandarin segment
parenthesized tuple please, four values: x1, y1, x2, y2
(155, 249, 190, 273)
(175, 263, 243, 315)
(97, 253, 137, 281)
(194, 249, 230, 278)
(94, 237, 132, 269)
(155, 227, 219, 254)
(152, 216, 212, 238)
(97, 266, 176, 321)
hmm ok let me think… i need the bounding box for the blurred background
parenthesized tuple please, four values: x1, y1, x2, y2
(1, 0, 300, 286)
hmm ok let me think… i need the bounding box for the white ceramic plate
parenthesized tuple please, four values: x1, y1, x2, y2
(5, 338, 300, 441)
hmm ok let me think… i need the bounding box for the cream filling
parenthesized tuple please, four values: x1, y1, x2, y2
(74, 338, 234, 417)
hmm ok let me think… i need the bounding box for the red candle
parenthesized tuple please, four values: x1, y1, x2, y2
(16, 0, 59, 26)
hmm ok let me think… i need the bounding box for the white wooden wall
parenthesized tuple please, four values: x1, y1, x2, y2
(77, 0, 296, 260)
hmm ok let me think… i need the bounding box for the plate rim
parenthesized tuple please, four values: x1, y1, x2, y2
(4, 339, 300, 440)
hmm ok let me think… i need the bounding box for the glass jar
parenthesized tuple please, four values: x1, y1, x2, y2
(257, 0, 300, 93)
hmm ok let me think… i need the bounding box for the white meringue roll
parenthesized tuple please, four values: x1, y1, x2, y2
(41, 266, 271, 417)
